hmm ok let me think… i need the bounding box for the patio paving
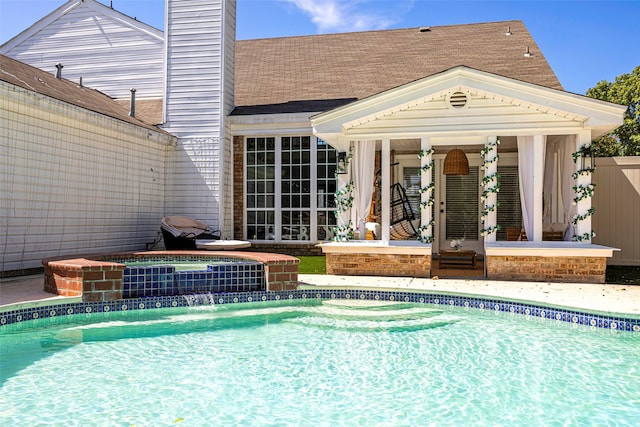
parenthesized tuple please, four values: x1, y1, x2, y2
(1, 273, 639, 316)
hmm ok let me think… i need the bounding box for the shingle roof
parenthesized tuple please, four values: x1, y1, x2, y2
(0, 54, 167, 133)
(233, 20, 562, 115)
(114, 99, 164, 125)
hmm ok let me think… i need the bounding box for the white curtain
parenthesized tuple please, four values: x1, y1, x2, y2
(542, 136, 575, 240)
(543, 138, 557, 224)
(559, 135, 577, 240)
(517, 136, 546, 240)
(351, 141, 376, 239)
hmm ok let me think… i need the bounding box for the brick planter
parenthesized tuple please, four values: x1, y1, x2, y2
(484, 243, 616, 284)
(486, 255, 607, 283)
(321, 242, 432, 278)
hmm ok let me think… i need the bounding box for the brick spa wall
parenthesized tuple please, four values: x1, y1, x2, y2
(44, 258, 125, 302)
(326, 253, 431, 278)
(43, 251, 300, 301)
(486, 255, 607, 284)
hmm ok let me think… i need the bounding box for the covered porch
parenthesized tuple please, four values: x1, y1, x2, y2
(312, 67, 625, 283)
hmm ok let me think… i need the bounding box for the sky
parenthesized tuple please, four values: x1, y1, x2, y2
(0, 0, 638, 95)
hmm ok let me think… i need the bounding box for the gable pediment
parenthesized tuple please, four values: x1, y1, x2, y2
(341, 88, 588, 136)
(311, 66, 625, 145)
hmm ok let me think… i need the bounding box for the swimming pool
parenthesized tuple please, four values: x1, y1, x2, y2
(2, 294, 639, 425)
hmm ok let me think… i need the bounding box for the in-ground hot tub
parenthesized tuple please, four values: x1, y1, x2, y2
(43, 251, 300, 302)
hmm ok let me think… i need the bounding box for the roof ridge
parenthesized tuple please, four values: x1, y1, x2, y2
(237, 19, 525, 43)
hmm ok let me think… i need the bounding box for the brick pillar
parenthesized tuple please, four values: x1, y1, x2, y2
(233, 135, 245, 240)
(265, 260, 299, 291)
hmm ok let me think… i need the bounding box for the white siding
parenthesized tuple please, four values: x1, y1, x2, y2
(0, 83, 174, 272)
(162, 0, 235, 233)
(1, 0, 164, 100)
(164, 0, 228, 134)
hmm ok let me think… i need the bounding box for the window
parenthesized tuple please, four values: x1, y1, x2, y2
(496, 166, 523, 240)
(316, 139, 337, 240)
(446, 167, 479, 240)
(281, 136, 311, 240)
(245, 136, 338, 242)
(402, 166, 421, 215)
(246, 137, 275, 240)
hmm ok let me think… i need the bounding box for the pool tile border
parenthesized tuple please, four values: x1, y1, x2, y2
(1, 289, 639, 333)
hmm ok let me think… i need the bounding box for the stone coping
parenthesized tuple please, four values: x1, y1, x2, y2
(318, 241, 618, 258)
(43, 250, 300, 266)
(319, 241, 432, 255)
(485, 242, 618, 257)
(1, 289, 638, 332)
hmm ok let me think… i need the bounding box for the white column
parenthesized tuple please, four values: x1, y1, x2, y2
(420, 137, 433, 243)
(334, 142, 353, 242)
(483, 136, 499, 243)
(575, 130, 593, 242)
(532, 134, 545, 242)
(381, 138, 391, 243)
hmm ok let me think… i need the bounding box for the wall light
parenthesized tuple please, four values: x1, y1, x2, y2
(581, 145, 595, 170)
(336, 151, 347, 174)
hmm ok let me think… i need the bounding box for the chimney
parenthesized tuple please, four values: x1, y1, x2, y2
(55, 63, 63, 79)
(129, 88, 136, 117)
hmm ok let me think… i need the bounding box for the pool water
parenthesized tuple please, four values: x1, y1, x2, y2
(1, 300, 639, 426)
(124, 261, 216, 271)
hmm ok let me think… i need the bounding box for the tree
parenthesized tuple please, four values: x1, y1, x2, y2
(586, 65, 640, 156)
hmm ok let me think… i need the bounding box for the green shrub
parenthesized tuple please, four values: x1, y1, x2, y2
(297, 256, 326, 274)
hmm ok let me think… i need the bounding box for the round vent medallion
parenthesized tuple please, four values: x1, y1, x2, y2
(448, 91, 468, 109)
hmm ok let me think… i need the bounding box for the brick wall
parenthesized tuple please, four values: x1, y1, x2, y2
(233, 135, 245, 240)
(44, 259, 125, 302)
(326, 253, 431, 277)
(486, 255, 607, 283)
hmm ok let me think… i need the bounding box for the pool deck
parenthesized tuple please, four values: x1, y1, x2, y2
(1, 273, 639, 317)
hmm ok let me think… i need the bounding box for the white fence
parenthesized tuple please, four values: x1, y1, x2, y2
(1, 84, 175, 273)
(592, 156, 640, 266)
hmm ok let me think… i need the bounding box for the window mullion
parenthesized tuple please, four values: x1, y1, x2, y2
(274, 136, 282, 241)
(310, 136, 318, 241)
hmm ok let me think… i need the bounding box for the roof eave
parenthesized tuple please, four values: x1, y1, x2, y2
(311, 66, 626, 142)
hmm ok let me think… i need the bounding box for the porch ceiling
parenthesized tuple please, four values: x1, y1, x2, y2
(380, 137, 517, 153)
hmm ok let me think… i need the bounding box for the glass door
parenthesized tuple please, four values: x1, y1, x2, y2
(439, 164, 482, 253)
